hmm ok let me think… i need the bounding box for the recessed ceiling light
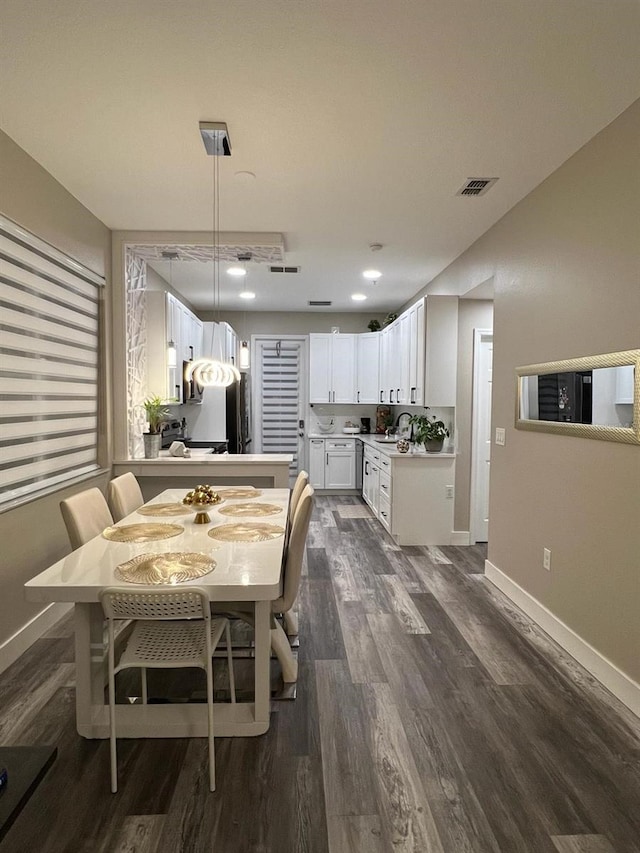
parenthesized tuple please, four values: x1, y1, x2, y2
(239, 291, 256, 300)
(351, 293, 367, 301)
(363, 269, 381, 280)
(227, 266, 247, 277)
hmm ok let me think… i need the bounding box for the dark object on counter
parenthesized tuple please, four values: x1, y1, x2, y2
(183, 440, 228, 454)
(360, 417, 371, 434)
(375, 405, 391, 434)
(0, 746, 57, 841)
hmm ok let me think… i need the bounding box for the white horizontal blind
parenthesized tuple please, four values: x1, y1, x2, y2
(258, 339, 302, 477)
(0, 215, 104, 507)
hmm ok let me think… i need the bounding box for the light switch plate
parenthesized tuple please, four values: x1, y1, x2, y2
(495, 427, 506, 446)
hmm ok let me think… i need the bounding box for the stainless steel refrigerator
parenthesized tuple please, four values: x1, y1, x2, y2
(226, 373, 252, 453)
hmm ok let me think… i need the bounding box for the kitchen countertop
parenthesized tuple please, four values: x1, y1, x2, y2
(114, 450, 291, 463)
(307, 433, 455, 458)
(112, 452, 293, 488)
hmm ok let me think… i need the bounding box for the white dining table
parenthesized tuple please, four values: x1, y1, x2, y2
(25, 487, 290, 739)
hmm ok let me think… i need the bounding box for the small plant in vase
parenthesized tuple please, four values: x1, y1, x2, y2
(408, 409, 450, 453)
(142, 395, 169, 458)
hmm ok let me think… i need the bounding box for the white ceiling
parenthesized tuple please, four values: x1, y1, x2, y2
(2, 0, 639, 312)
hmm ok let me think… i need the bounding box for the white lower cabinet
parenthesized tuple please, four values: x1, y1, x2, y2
(361, 439, 455, 545)
(308, 437, 357, 489)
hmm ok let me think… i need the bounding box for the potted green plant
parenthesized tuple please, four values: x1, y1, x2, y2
(408, 409, 450, 453)
(142, 395, 169, 458)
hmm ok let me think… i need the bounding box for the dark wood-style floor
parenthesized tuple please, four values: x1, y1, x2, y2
(1, 496, 639, 852)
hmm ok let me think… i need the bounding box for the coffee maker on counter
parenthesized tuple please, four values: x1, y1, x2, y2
(360, 417, 371, 434)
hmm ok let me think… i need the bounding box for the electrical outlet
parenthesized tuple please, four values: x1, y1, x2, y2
(543, 548, 551, 571)
(495, 427, 506, 446)
(445, 485, 454, 499)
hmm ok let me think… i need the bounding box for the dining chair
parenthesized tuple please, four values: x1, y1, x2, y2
(284, 469, 309, 637)
(60, 487, 113, 550)
(288, 470, 309, 525)
(99, 586, 236, 793)
(221, 484, 314, 685)
(107, 472, 144, 521)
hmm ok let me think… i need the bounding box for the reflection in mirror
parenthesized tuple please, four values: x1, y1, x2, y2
(516, 350, 639, 445)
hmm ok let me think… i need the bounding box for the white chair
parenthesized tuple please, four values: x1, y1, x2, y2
(288, 470, 309, 525)
(222, 484, 314, 684)
(60, 487, 113, 550)
(99, 586, 236, 793)
(284, 470, 310, 637)
(107, 472, 144, 521)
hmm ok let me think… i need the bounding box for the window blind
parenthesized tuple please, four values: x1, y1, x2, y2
(0, 215, 104, 507)
(258, 339, 302, 478)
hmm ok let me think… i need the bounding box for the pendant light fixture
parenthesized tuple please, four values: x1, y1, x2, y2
(187, 122, 240, 389)
(163, 252, 178, 368)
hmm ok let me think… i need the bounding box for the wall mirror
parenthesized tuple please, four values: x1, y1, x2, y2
(515, 349, 640, 445)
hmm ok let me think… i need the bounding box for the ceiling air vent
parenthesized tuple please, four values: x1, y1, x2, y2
(456, 177, 499, 197)
(270, 265, 301, 273)
(308, 300, 332, 307)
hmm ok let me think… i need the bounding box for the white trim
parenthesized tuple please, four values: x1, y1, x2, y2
(0, 602, 73, 675)
(470, 329, 493, 544)
(450, 530, 470, 545)
(485, 560, 640, 717)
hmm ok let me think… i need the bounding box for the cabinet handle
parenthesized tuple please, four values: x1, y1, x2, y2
(328, 392, 331, 403)
(357, 390, 360, 402)
(326, 452, 329, 465)
(410, 387, 416, 403)
(390, 389, 394, 403)
(380, 390, 383, 403)
(365, 461, 369, 475)
(397, 387, 400, 401)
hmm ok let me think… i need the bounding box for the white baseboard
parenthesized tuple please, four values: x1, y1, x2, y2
(450, 531, 470, 545)
(485, 560, 639, 717)
(0, 602, 72, 675)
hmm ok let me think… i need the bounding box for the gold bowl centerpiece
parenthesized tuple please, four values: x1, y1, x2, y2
(182, 484, 223, 524)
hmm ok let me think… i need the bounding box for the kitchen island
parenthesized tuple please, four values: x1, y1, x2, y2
(113, 450, 292, 499)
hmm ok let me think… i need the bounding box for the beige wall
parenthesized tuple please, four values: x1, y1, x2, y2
(419, 102, 640, 681)
(0, 130, 112, 653)
(454, 300, 494, 532)
(204, 310, 385, 337)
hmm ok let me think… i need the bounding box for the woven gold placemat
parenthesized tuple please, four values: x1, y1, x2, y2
(137, 503, 191, 517)
(102, 523, 184, 543)
(215, 488, 262, 499)
(115, 552, 216, 584)
(218, 502, 283, 518)
(208, 522, 285, 542)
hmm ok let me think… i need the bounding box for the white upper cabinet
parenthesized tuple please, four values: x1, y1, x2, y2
(356, 333, 380, 404)
(147, 291, 203, 403)
(379, 300, 424, 406)
(309, 334, 357, 403)
(408, 298, 425, 405)
(424, 296, 458, 407)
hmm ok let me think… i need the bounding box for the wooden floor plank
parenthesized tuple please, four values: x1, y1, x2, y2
(550, 836, 618, 853)
(376, 575, 430, 634)
(362, 682, 445, 852)
(336, 601, 387, 684)
(316, 659, 379, 818)
(327, 814, 387, 853)
(104, 815, 166, 853)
